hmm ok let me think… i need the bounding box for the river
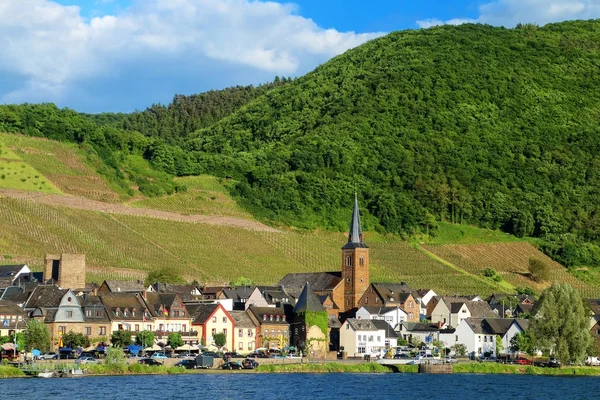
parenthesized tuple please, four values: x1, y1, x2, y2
(3, 373, 596, 399)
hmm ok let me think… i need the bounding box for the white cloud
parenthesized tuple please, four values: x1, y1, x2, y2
(0, 0, 384, 107)
(418, 0, 600, 29)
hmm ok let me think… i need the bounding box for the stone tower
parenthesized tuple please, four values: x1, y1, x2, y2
(43, 253, 86, 289)
(342, 195, 369, 311)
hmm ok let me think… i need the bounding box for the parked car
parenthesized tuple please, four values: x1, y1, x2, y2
(222, 352, 244, 361)
(175, 359, 198, 369)
(394, 353, 411, 359)
(139, 358, 163, 366)
(514, 357, 532, 365)
(58, 353, 76, 360)
(444, 356, 458, 364)
(39, 353, 58, 360)
(242, 359, 259, 369)
(585, 356, 600, 366)
(479, 356, 497, 363)
(221, 361, 242, 370)
(548, 357, 561, 368)
(249, 352, 269, 359)
(151, 352, 168, 359)
(76, 356, 99, 365)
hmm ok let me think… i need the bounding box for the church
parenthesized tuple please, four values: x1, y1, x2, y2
(278, 195, 370, 314)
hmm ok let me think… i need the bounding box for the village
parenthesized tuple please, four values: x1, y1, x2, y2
(1, 198, 599, 368)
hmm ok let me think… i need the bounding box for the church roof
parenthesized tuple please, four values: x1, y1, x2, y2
(293, 283, 326, 314)
(278, 272, 342, 291)
(342, 195, 368, 249)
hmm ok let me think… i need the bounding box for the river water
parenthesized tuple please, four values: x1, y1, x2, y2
(3, 373, 597, 399)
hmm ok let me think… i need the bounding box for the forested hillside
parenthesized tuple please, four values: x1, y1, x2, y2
(3, 21, 600, 270)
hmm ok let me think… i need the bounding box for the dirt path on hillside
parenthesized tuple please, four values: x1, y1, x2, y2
(0, 188, 279, 232)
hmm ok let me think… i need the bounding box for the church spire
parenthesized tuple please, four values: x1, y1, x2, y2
(348, 193, 363, 244)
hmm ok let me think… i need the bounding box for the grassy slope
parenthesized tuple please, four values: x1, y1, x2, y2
(0, 133, 120, 201)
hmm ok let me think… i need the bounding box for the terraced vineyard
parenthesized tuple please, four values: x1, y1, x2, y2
(0, 196, 513, 294)
(0, 133, 120, 202)
(423, 242, 600, 297)
(129, 175, 252, 219)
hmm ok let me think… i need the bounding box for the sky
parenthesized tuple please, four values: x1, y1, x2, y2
(1, 0, 600, 113)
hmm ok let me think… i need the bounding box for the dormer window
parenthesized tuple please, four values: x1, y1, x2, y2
(276, 315, 280, 322)
(270, 315, 273, 321)
(115, 310, 120, 316)
(389, 298, 394, 302)
(282, 315, 286, 322)
(263, 314, 267, 321)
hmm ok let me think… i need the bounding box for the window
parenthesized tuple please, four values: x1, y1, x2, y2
(408, 301, 413, 308)
(359, 257, 364, 266)
(115, 310, 119, 317)
(264, 329, 269, 337)
(276, 315, 280, 322)
(346, 324, 349, 330)
(135, 324, 140, 332)
(377, 336, 381, 342)
(277, 329, 281, 336)
(358, 347, 366, 354)
(269, 315, 273, 321)
(346, 299, 349, 306)
(59, 326, 66, 334)
(247, 329, 253, 337)
(282, 315, 286, 322)
(85, 327, 91, 336)
(239, 329, 244, 338)
(365, 297, 368, 304)
(263, 314, 267, 321)
(146, 324, 152, 331)
(462, 309, 467, 313)
(96, 310, 103, 317)
(223, 329, 227, 336)
(99, 327, 106, 335)
(346, 256, 352, 266)
(212, 316, 217, 323)
(238, 342, 243, 350)
(375, 298, 379, 303)
(66, 311, 73, 318)
(478, 336, 481, 342)
(183, 325, 187, 332)
(455, 335, 459, 342)
(222, 317, 227, 323)
(86, 309, 92, 317)
(248, 342, 254, 351)
(368, 335, 373, 342)
(212, 328, 217, 335)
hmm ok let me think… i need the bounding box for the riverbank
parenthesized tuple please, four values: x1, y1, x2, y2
(452, 362, 600, 376)
(256, 362, 394, 373)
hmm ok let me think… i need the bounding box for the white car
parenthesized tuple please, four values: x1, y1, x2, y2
(76, 356, 99, 365)
(585, 356, 600, 366)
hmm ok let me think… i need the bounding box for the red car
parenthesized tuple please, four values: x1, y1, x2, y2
(514, 358, 532, 365)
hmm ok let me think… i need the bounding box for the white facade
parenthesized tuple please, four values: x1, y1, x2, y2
(340, 319, 386, 358)
(455, 320, 496, 357)
(355, 307, 407, 329)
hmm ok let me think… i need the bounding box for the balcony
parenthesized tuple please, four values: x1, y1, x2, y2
(153, 330, 198, 338)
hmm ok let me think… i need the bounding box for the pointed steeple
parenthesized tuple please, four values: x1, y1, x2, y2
(348, 193, 363, 244)
(293, 282, 326, 314)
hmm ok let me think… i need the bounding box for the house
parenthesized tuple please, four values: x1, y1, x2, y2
(371, 319, 398, 349)
(0, 300, 26, 337)
(220, 286, 257, 310)
(144, 292, 193, 343)
(201, 286, 229, 300)
(355, 306, 408, 329)
(98, 292, 149, 337)
(98, 280, 145, 294)
(398, 321, 443, 345)
(0, 264, 33, 288)
(454, 318, 528, 358)
(279, 196, 370, 313)
(187, 303, 234, 351)
(246, 306, 289, 350)
(339, 318, 386, 358)
(357, 283, 420, 322)
(25, 286, 88, 351)
(318, 294, 340, 317)
(230, 310, 257, 354)
(586, 299, 600, 351)
(429, 297, 493, 328)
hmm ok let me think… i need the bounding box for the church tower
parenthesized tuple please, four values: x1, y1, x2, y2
(342, 195, 369, 311)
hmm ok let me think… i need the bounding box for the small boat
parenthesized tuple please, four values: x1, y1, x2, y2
(38, 371, 54, 378)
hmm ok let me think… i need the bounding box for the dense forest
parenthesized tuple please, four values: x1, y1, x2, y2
(3, 21, 600, 269)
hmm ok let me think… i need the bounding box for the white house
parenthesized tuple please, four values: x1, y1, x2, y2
(455, 318, 529, 358)
(355, 306, 407, 329)
(340, 318, 386, 358)
(430, 298, 493, 328)
(415, 289, 437, 318)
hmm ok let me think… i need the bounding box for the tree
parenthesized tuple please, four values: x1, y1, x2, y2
(135, 330, 155, 348)
(452, 343, 467, 357)
(213, 332, 226, 350)
(104, 346, 127, 369)
(167, 332, 183, 349)
(530, 283, 592, 364)
(110, 330, 132, 348)
(495, 335, 504, 357)
(230, 276, 254, 288)
(528, 258, 550, 283)
(144, 268, 185, 286)
(62, 331, 90, 349)
(23, 320, 50, 352)
(510, 331, 534, 357)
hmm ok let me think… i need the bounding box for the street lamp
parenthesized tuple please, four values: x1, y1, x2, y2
(13, 319, 19, 361)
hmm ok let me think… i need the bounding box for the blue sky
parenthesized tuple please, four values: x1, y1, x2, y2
(2, 0, 599, 113)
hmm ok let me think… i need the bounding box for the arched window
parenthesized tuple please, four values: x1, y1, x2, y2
(359, 257, 364, 266)
(346, 256, 352, 266)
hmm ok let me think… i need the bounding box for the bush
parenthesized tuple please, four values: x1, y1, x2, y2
(529, 258, 550, 282)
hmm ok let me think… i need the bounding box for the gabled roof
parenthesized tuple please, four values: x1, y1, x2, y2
(229, 310, 257, 329)
(0, 300, 25, 316)
(400, 322, 441, 332)
(144, 292, 181, 316)
(24, 285, 68, 309)
(328, 315, 342, 329)
(371, 283, 415, 304)
(187, 303, 221, 324)
(0, 265, 28, 278)
(278, 272, 342, 292)
(98, 292, 148, 320)
(221, 287, 256, 300)
(102, 280, 145, 293)
(293, 283, 326, 314)
(463, 318, 527, 335)
(345, 318, 380, 331)
(371, 319, 398, 338)
(80, 295, 111, 323)
(586, 299, 600, 316)
(359, 306, 404, 315)
(152, 283, 201, 300)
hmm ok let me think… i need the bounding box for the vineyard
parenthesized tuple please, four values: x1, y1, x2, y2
(0, 133, 121, 202)
(129, 175, 253, 219)
(0, 196, 522, 295)
(0, 139, 61, 194)
(423, 243, 600, 298)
